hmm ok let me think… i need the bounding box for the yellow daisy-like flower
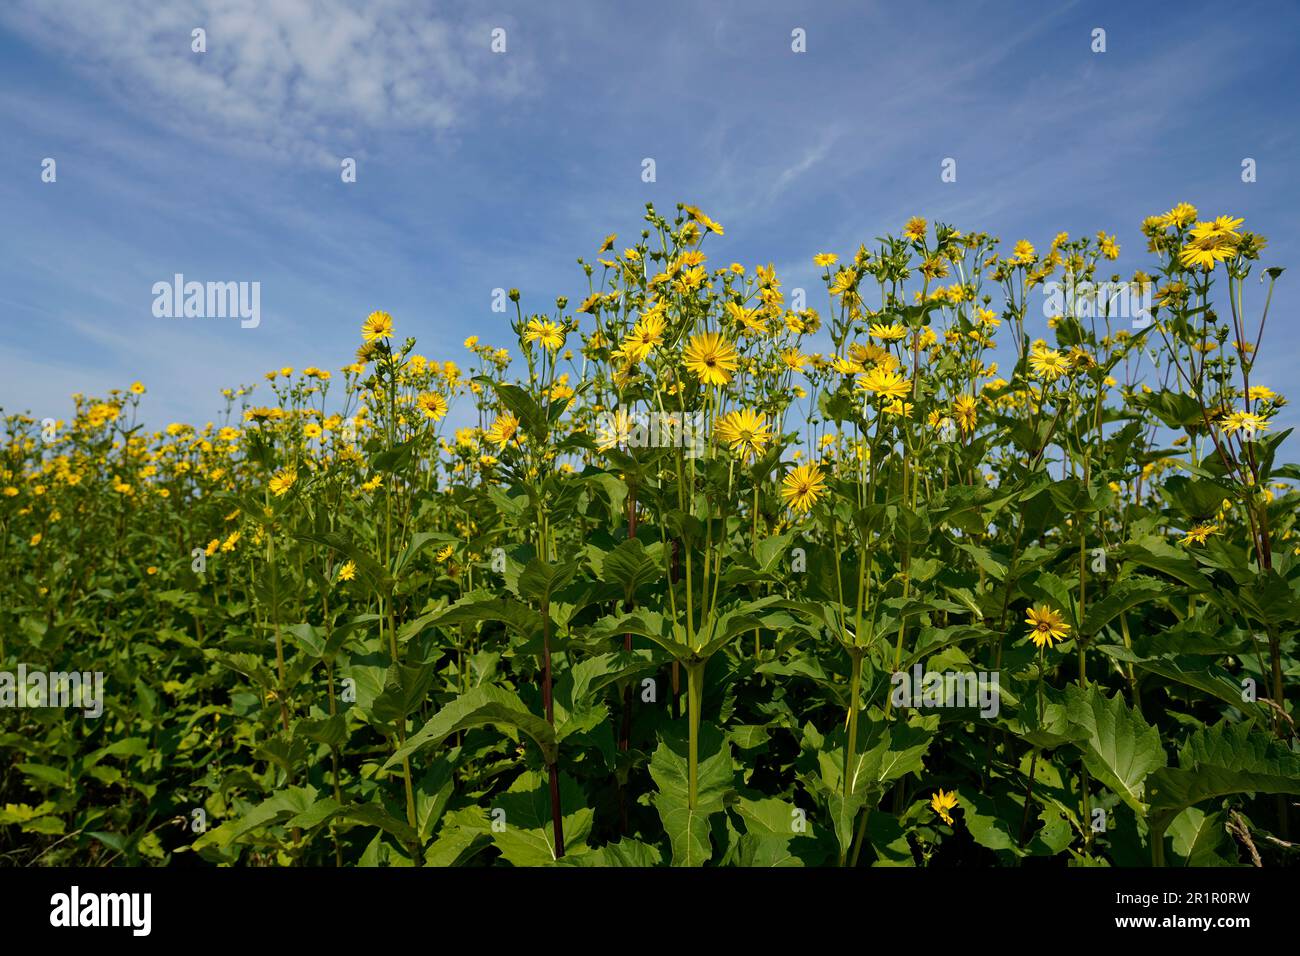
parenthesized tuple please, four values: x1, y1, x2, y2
(930, 789, 958, 826)
(715, 408, 772, 460)
(903, 217, 927, 241)
(1180, 522, 1220, 547)
(523, 318, 565, 351)
(780, 348, 810, 372)
(813, 252, 838, 267)
(29, 532, 42, 547)
(616, 313, 666, 364)
(869, 322, 907, 341)
(416, 392, 449, 421)
(952, 394, 977, 434)
(857, 367, 911, 401)
(781, 462, 826, 513)
(130, 381, 146, 395)
(1025, 604, 1070, 649)
(1028, 347, 1069, 382)
(435, 545, 454, 563)
(683, 331, 739, 388)
(1221, 410, 1270, 438)
(1010, 239, 1036, 265)
(487, 412, 520, 446)
(362, 310, 394, 342)
(337, 560, 357, 582)
(269, 467, 297, 497)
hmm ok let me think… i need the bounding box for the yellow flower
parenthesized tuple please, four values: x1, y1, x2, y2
(1221, 410, 1270, 438)
(303, 422, 323, 439)
(683, 331, 739, 388)
(523, 318, 565, 351)
(903, 217, 927, 241)
(29, 532, 42, 547)
(487, 412, 520, 446)
(1028, 347, 1068, 382)
(952, 395, 977, 434)
(1010, 239, 1036, 265)
(616, 312, 666, 363)
(416, 392, 449, 421)
(337, 560, 357, 582)
(813, 252, 838, 267)
(146, 566, 158, 575)
(269, 467, 297, 497)
(221, 531, 241, 552)
(130, 381, 146, 395)
(715, 409, 772, 460)
(869, 322, 907, 341)
(435, 545, 454, 563)
(1025, 604, 1070, 649)
(857, 367, 911, 401)
(360, 475, 383, 492)
(781, 462, 826, 513)
(780, 348, 810, 372)
(362, 310, 394, 341)
(1158, 202, 1198, 228)
(930, 789, 958, 826)
(1180, 522, 1220, 547)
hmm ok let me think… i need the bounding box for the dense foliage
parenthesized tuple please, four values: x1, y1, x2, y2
(2, 202, 1297, 867)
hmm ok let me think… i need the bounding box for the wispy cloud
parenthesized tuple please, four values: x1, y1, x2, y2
(0, 0, 533, 163)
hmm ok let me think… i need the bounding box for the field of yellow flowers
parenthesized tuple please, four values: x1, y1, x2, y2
(1, 202, 1297, 867)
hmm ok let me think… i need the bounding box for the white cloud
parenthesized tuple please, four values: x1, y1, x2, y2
(0, 0, 529, 162)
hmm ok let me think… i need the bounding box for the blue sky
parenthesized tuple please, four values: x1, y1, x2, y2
(1, 0, 1298, 434)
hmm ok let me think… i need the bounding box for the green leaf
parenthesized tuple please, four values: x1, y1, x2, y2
(1081, 577, 1167, 637)
(490, 771, 593, 865)
(648, 726, 733, 866)
(385, 685, 557, 768)
(1148, 720, 1300, 835)
(1064, 684, 1166, 814)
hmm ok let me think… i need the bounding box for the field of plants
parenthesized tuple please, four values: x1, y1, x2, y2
(1, 202, 1297, 867)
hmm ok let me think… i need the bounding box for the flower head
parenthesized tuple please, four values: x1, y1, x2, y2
(1180, 522, 1220, 547)
(1025, 604, 1070, 649)
(362, 310, 394, 342)
(930, 788, 959, 826)
(683, 331, 739, 388)
(269, 467, 297, 497)
(716, 408, 772, 460)
(781, 462, 827, 513)
(487, 412, 520, 447)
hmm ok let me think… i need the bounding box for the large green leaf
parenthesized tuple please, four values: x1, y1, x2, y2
(1065, 685, 1166, 814)
(648, 726, 733, 866)
(490, 771, 593, 865)
(1148, 720, 1300, 835)
(385, 685, 557, 768)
